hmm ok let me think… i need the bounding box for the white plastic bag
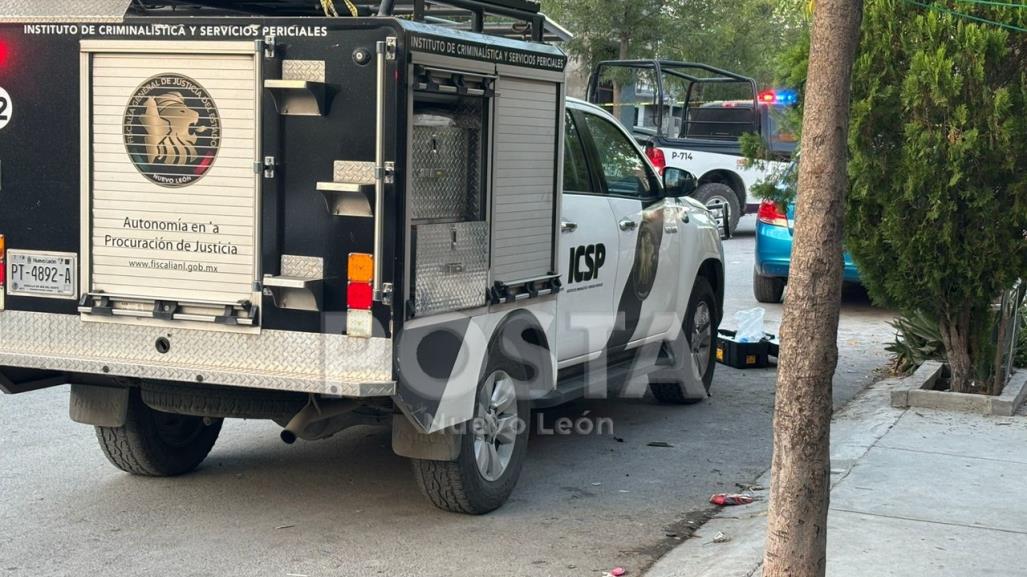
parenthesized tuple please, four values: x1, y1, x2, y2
(734, 307, 766, 343)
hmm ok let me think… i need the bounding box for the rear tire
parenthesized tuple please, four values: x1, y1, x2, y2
(693, 182, 741, 235)
(753, 269, 786, 303)
(140, 382, 306, 421)
(95, 389, 222, 477)
(650, 277, 719, 404)
(412, 357, 529, 514)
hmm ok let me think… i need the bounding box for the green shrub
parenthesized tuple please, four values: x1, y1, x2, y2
(1016, 305, 1027, 369)
(846, 0, 1027, 393)
(886, 311, 946, 375)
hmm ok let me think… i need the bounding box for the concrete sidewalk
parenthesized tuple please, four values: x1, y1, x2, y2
(646, 373, 1027, 577)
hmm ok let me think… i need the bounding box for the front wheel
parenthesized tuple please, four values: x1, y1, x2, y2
(95, 389, 222, 476)
(649, 276, 719, 404)
(412, 360, 529, 514)
(693, 182, 742, 235)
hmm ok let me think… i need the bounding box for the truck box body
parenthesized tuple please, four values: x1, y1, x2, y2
(0, 5, 567, 432)
(0, 2, 732, 514)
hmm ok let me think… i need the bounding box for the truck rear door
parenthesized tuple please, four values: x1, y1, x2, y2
(81, 41, 262, 325)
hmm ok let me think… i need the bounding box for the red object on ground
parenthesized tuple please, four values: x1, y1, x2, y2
(609, 568, 627, 577)
(709, 493, 754, 506)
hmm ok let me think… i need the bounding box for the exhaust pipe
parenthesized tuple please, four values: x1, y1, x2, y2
(280, 398, 357, 444)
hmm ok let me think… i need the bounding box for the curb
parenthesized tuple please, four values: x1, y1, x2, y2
(644, 376, 909, 577)
(891, 363, 1027, 416)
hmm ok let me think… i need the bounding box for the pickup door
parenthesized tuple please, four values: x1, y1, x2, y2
(577, 110, 679, 345)
(556, 112, 620, 363)
(557, 107, 681, 364)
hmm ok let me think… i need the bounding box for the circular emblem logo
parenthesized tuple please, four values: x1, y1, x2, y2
(123, 74, 220, 187)
(633, 215, 662, 300)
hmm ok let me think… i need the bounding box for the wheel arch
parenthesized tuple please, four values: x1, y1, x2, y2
(696, 258, 725, 325)
(487, 309, 556, 398)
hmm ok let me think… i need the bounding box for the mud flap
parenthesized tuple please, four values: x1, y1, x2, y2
(69, 384, 129, 427)
(392, 414, 461, 461)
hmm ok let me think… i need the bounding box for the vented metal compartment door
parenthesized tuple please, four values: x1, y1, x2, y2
(82, 41, 261, 312)
(491, 77, 558, 283)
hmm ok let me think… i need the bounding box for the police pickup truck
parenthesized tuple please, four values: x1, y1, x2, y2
(588, 60, 797, 234)
(0, 0, 725, 514)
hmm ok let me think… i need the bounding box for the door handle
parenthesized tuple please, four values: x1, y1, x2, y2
(560, 219, 578, 233)
(618, 218, 637, 231)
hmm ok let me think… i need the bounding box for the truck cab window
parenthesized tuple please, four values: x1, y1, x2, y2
(564, 113, 593, 193)
(582, 112, 654, 198)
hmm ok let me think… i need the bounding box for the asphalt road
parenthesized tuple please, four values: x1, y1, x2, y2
(0, 215, 896, 577)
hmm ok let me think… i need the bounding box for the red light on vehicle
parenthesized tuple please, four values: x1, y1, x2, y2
(347, 281, 373, 310)
(0, 41, 9, 67)
(645, 144, 666, 175)
(758, 90, 776, 104)
(757, 199, 788, 227)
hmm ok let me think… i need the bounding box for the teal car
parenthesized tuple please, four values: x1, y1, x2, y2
(753, 165, 860, 303)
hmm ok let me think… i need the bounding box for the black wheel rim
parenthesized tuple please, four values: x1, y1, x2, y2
(152, 411, 206, 448)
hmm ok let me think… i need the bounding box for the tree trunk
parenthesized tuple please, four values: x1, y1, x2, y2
(939, 307, 975, 394)
(762, 2, 862, 577)
(990, 303, 1010, 396)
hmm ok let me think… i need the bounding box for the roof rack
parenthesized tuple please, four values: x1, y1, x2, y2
(138, 0, 567, 42)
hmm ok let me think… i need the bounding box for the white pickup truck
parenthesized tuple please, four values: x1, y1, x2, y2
(0, 0, 725, 514)
(588, 60, 798, 234)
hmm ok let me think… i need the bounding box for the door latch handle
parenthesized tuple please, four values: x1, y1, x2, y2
(618, 218, 637, 231)
(560, 220, 578, 233)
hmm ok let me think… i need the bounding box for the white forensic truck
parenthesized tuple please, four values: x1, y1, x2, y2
(0, 0, 725, 514)
(587, 60, 798, 234)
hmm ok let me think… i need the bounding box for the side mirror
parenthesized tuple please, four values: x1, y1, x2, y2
(663, 168, 697, 197)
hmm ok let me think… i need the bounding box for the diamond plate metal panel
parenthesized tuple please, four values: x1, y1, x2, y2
(413, 222, 489, 316)
(282, 60, 326, 83)
(0, 311, 393, 396)
(411, 124, 469, 221)
(281, 255, 323, 280)
(410, 107, 484, 222)
(333, 161, 377, 185)
(454, 100, 483, 219)
(0, 0, 131, 21)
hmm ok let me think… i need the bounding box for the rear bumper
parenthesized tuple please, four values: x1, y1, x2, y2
(755, 223, 860, 283)
(754, 222, 793, 278)
(0, 311, 394, 396)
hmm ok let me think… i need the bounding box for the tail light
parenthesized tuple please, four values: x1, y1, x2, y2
(0, 234, 6, 310)
(645, 144, 666, 175)
(757, 199, 788, 227)
(347, 281, 373, 310)
(346, 253, 374, 337)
